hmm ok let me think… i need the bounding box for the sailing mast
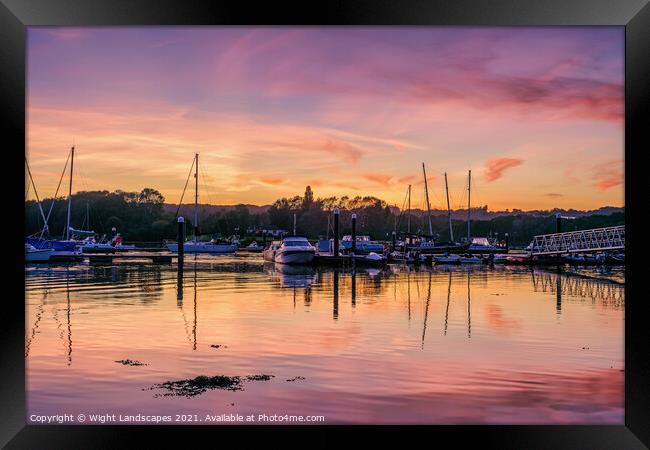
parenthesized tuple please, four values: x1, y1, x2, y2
(422, 163, 433, 236)
(467, 169, 471, 242)
(65, 146, 74, 240)
(407, 184, 411, 234)
(194, 153, 199, 240)
(444, 172, 454, 243)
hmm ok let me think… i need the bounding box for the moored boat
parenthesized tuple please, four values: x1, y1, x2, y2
(339, 235, 384, 255)
(458, 254, 483, 264)
(263, 241, 281, 262)
(272, 237, 316, 264)
(25, 244, 54, 262)
(239, 241, 264, 252)
(165, 153, 237, 254)
(434, 253, 461, 264)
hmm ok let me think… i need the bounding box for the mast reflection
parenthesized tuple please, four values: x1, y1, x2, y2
(421, 271, 432, 349)
(444, 271, 451, 336)
(333, 269, 339, 320)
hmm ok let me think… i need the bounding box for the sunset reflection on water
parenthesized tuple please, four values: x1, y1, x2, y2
(25, 256, 624, 424)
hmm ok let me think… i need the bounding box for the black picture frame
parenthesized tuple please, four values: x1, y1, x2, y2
(2, 0, 648, 447)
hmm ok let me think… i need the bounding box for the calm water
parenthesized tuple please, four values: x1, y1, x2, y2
(25, 255, 624, 424)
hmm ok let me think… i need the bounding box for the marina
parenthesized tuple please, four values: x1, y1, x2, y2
(22, 26, 626, 429)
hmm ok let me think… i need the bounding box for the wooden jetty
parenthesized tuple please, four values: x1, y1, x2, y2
(314, 253, 386, 268)
(86, 253, 176, 264)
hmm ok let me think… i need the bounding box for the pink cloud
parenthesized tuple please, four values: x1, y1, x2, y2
(397, 175, 417, 184)
(319, 139, 364, 164)
(484, 158, 524, 182)
(362, 173, 393, 186)
(592, 161, 623, 190)
(258, 177, 285, 186)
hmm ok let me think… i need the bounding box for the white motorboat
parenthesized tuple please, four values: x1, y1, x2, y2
(25, 244, 54, 262)
(272, 237, 315, 264)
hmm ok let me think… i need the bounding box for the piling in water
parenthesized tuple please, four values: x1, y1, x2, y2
(333, 208, 340, 256)
(351, 213, 357, 254)
(177, 217, 185, 262)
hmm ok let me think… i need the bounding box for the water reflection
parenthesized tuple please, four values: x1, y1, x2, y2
(421, 272, 432, 348)
(263, 262, 317, 289)
(529, 267, 624, 307)
(25, 260, 624, 424)
(443, 272, 451, 335)
(333, 269, 339, 320)
(66, 268, 72, 365)
(176, 259, 198, 350)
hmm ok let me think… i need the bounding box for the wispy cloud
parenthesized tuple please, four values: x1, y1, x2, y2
(484, 158, 524, 182)
(258, 177, 285, 186)
(592, 161, 623, 190)
(362, 173, 393, 186)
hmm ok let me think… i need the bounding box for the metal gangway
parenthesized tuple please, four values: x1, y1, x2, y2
(529, 225, 624, 256)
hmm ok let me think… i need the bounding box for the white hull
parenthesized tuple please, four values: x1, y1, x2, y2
(274, 251, 315, 264)
(166, 242, 237, 253)
(25, 248, 54, 262)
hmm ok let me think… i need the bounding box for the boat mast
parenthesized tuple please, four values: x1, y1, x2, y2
(445, 172, 454, 243)
(65, 146, 74, 240)
(407, 184, 411, 234)
(422, 163, 433, 236)
(467, 169, 471, 242)
(194, 153, 199, 240)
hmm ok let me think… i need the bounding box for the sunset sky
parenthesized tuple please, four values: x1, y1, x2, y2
(26, 27, 624, 211)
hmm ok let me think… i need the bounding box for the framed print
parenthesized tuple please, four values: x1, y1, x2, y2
(2, 0, 649, 447)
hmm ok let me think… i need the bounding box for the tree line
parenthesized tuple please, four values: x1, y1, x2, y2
(25, 186, 624, 247)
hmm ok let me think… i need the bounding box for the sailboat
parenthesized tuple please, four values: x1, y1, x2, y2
(463, 170, 508, 255)
(403, 164, 469, 255)
(25, 148, 82, 257)
(165, 153, 238, 254)
(26, 147, 114, 255)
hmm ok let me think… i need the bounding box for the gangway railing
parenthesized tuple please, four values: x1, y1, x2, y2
(529, 226, 624, 256)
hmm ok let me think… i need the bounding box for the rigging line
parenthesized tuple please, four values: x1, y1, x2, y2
(25, 158, 49, 233)
(395, 186, 409, 233)
(200, 169, 212, 206)
(42, 149, 71, 238)
(175, 156, 195, 219)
